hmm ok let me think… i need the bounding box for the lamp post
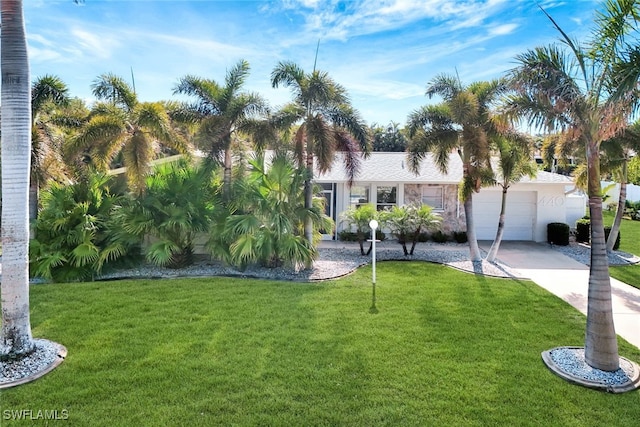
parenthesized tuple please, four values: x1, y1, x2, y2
(369, 219, 379, 313)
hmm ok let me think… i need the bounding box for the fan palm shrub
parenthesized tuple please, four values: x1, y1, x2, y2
(117, 160, 217, 269)
(210, 153, 330, 269)
(339, 204, 379, 255)
(30, 172, 139, 282)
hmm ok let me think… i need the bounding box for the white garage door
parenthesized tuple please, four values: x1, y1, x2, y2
(472, 191, 536, 240)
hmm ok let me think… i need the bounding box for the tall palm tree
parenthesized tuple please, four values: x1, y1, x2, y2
(173, 60, 269, 200)
(271, 61, 370, 243)
(485, 137, 536, 262)
(599, 124, 640, 250)
(1, 0, 35, 358)
(30, 75, 72, 218)
(504, 2, 639, 371)
(70, 73, 190, 195)
(407, 75, 506, 261)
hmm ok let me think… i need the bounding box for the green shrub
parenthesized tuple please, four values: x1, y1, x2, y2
(547, 222, 570, 246)
(453, 231, 468, 243)
(604, 226, 621, 250)
(338, 231, 358, 242)
(431, 230, 449, 243)
(576, 219, 590, 243)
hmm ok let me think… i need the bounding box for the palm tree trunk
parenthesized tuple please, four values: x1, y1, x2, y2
(463, 195, 482, 262)
(584, 144, 619, 371)
(607, 160, 626, 252)
(486, 186, 508, 262)
(303, 147, 314, 244)
(1, 0, 35, 358)
(223, 147, 232, 201)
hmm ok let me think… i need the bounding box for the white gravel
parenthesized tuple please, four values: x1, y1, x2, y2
(0, 339, 65, 387)
(96, 240, 522, 282)
(550, 241, 640, 266)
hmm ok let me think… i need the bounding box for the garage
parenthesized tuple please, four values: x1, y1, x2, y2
(472, 190, 537, 241)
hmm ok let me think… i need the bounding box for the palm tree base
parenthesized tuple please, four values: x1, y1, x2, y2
(541, 346, 640, 393)
(0, 339, 67, 389)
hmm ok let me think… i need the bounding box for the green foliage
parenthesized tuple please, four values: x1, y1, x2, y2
(453, 231, 468, 243)
(118, 160, 217, 268)
(546, 222, 570, 246)
(430, 230, 450, 243)
(339, 203, 378, 255)
(604, 225, 621, 250)
(627, 155, 640, 185)
(379, 204, 442, 255)
(370, 122, 407, 152)
(576, 218, 591, 243)
(209, 153, 329, 269)
(30, 172, 140, 282)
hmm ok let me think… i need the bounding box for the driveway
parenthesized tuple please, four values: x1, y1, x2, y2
(483, 241, 640, 351)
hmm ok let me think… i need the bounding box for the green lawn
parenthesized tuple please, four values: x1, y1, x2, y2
(1, 263, 639, 426)
(604, 210, 640, 289)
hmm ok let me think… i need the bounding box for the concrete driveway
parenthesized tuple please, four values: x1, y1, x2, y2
(482, 241, 640, 351)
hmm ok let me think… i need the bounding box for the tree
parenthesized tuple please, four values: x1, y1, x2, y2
(29, 75, 72, 218)
(485, 137, 536, 262)
(380, 204, 441, 256)
(407, 75, 505, 261)
(118, 160, 216, 269)
(70, 73, 190, 195)
(339, 204, 379, 256)
(370, 121, 408, 152)
(504, 2, 640, 371)
(173, 60, 269, 200)
(271, 61, 370, 244)
(599, 124, 640, 250)
(212, 153, 329, 269)
(1, 0, 35, 358)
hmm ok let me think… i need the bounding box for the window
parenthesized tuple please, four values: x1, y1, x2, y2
(350, 185, 369, 209)
(422, 186, 444, 210)
(376, 186, 397, 211)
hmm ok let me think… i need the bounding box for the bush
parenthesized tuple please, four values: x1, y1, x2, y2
(453, 231, 468, 243)
(604, 226, 621, 250)
(431, 230, 449, 243)
(576, 219, 590, 243)
(338, 231, 358, 242)
(547, 222, 570, 246)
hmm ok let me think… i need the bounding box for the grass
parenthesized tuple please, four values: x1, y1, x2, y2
(1, 262, 639, 426)
(603, 210, 640, 289)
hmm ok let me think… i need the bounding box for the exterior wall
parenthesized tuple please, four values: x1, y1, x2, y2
(533, 185, 570, 242)
(403, 184, 464, 233)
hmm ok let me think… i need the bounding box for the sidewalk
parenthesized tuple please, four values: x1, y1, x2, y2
(487, 241, 640, 350)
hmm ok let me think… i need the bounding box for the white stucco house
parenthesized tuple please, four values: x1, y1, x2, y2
(314, 152, 587, 242)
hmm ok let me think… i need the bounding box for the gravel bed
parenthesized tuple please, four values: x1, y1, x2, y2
(548, 347, 638, 389)
(96, 241, 522, 282)
(550, 241, 640, 266)
(0, 339, 65, 387)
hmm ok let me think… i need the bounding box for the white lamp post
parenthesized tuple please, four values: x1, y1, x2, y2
(369, 219, 378, 284)
(369, 219, 379, 313)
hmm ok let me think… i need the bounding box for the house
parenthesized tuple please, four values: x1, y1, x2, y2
(315, 152, 586, 242)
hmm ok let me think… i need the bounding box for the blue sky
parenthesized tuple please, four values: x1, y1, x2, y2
(25, 0, 598, 126)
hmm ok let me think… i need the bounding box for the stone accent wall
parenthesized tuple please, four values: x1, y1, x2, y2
(403, 184, 465, 233)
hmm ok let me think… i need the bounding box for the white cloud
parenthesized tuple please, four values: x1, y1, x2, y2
(488, 23, 519, 36)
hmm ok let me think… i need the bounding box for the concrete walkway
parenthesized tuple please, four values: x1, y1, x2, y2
(486, 241, 640, 351)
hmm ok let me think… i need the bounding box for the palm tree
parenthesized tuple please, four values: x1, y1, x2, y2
(271, 61, 370, 243)
(173, 60, 269, 200)
(29, 75, 72, 218)
(600, 124, 640, 251)
(1, 0, 35, 358)
(407, 75, 506, 261)
(485, 137, 536, 262)
(70, 73, 190, 195)
(504, 2, 639, 371)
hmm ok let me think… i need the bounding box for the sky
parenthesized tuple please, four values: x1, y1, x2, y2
(25, 0, 599, 127)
